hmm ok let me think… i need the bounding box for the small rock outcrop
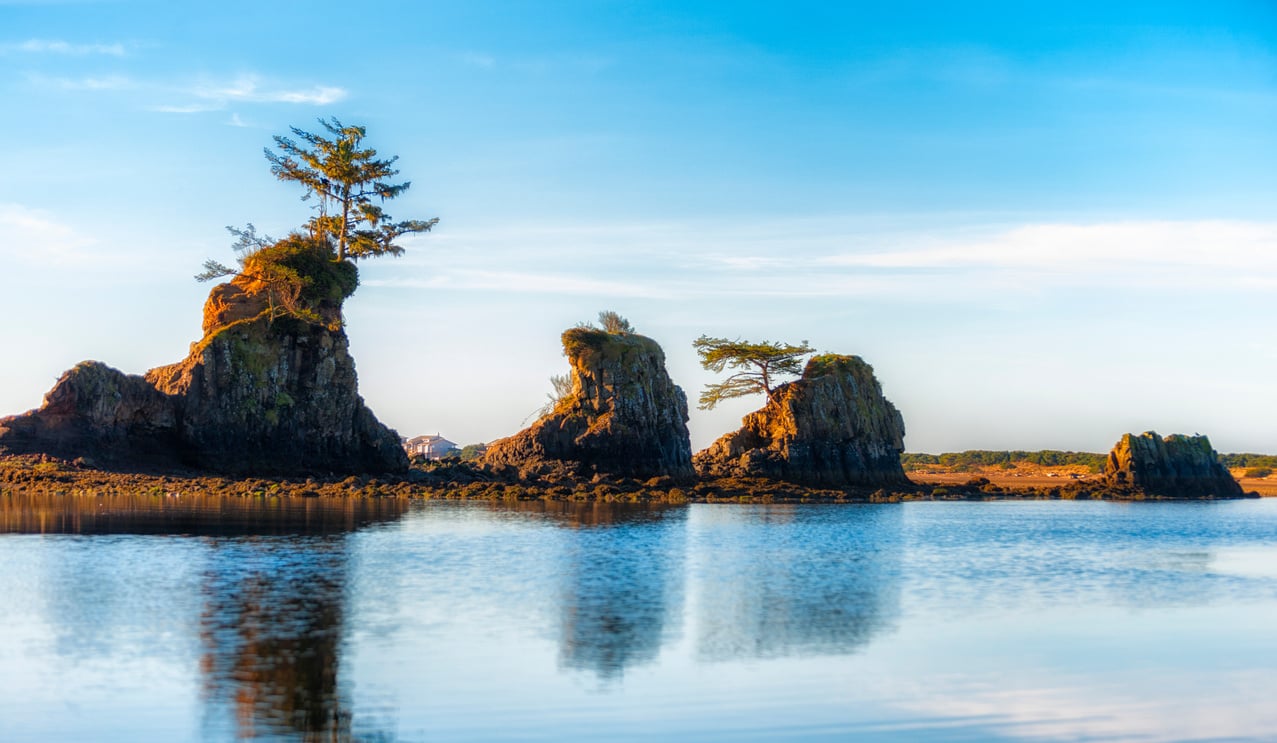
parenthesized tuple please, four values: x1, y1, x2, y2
(484, 327, 694, 479)
(1103, 431, 1242, 497)
(0, 238, 407, 475)
(694, 354, 908, 487)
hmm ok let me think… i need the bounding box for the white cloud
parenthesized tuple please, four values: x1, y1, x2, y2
(380, 218, 1277, 305)
(34, 73, 135, 91)
(458, 51, 496, 69)
(4, 38, 126, 56)
(0, 203, 96, 266)
(190, 75, 347, 105)
(365, 269, 671, 299)
(821, 220, 1277, 288)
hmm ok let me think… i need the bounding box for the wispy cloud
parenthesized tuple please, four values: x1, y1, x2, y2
(458, 51, 496, 69)
(0, 203, 96, 266)
(375, 218, 1277, 304)
(3, 38, 126, 56)
(33, 73, 135, 90)
(821, 221, 1277, 281)
(189, 75, 347, 105)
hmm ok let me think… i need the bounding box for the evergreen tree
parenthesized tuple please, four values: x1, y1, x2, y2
(265, 117, 438, 261)
(693, 335, 813, 410)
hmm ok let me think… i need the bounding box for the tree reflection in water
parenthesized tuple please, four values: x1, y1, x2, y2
(693, 505, 903, 661)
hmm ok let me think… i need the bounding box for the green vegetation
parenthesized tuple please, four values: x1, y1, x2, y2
(197, 118, 435, 325)
(692, 336, 814, 410)
(1220, 453, 1277, 469)
(1243, 467, 1273, 478)
(902, 450, 1109, 473)
(597, 310, 634, 334)
(266, 117, 438, 261)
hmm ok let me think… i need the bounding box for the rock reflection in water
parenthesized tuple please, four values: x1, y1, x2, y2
(693, 504, 902, 661)
(485, 501, 688, 681)
(199, 538, 356, 741)
(0, 491, 410, 536)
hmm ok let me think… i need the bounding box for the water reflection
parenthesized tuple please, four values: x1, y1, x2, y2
(199, 538, 355, 741)
(2, 492, 407, 741)
(543, 503, 687, 680)
(0, 492, 409, 536)
(691, 505, 903, 661)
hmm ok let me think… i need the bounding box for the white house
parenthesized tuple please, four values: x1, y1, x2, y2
(404, 434, 459, 460)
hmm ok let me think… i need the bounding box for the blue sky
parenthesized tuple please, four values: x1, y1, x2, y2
(1, 0, 1275, 454)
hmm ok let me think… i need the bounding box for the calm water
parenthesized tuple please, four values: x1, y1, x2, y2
(2, 495, 1276, 742)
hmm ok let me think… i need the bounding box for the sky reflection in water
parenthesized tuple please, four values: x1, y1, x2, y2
(1, 496, 1276, 741)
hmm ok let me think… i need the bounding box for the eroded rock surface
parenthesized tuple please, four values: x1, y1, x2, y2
(484, 327, 693, 479)
(0, 243, 406, 474)
(694, 354, 908, 487)
(1103, 431, 1241, 497)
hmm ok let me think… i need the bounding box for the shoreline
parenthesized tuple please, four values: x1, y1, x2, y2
(1, 454, 1262, 504)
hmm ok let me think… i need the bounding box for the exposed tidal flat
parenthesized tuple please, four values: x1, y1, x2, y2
(2, 496, 1277, 742)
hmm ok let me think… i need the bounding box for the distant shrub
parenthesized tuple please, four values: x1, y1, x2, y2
(1244, 467, 1272, 478)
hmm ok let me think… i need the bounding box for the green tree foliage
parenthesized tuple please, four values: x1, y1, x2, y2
(197, 231, 357, 326)
(265, 117, 438, 261)
(1219, 453, 1277, 469)
(900, 450, 1109, 473)
(597, 310, 634, 334)
(693, 335, 813, 410)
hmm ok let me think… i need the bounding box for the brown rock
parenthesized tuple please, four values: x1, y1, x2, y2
(694, 354, 908, 487)
(0, 239, 405, 475)
(1103, 431, 1242, 497)
(484, 327, 693, 479)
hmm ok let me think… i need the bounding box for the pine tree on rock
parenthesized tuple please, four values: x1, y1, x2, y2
(266, 117, 438, 261)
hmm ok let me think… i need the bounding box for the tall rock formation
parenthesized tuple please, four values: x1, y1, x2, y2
(1103, 431, 1242, 497)
(484, 327, 694, 479)
(694, 354, 908, 487)
(0, 239, 407, 474)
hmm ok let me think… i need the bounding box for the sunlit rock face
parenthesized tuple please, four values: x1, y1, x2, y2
(0, 361, 178, 465)
(0, 255, 406, 475)
(1103, 431, 1242, 498)
(694, 354, 908, 487)
(484, 327, 694, 479)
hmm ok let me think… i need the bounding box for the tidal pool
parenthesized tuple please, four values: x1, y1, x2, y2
(1, 495, 1275, 741)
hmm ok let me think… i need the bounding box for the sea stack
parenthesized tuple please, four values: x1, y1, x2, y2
(0, 238, 407, 475)
(694, 354, 908, 487)
(1103, 431, 1243, 498)
(484, 326, 694, 479)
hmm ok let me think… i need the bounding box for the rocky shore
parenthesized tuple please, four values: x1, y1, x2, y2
(0, 450, 1258, 504)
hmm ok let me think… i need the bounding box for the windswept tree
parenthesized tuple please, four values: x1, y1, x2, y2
(265, 117, 438, 261)
(597, 310, 634, 334)
(692, 335, 814, 410)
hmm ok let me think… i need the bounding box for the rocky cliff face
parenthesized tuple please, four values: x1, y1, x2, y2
(484, 327, 694, 479)
(0, 244, 406, 474)
(694, 354, 908, 487)
(1103, 431, 1241, 497)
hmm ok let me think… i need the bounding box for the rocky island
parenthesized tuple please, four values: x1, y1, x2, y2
(484, 324, 694, 480)
(0, 238, 406, 475)
(1103, 431, 1243, 498)
(0, 120, 1261, 504)
(694, 354, 908, 487)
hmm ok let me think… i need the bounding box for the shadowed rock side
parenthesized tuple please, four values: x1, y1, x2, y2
(485, 327, 694, 479)
(1103, 431, 1242, 497)
(0, 250, 406, 475)
(694, 354, 908, 487)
